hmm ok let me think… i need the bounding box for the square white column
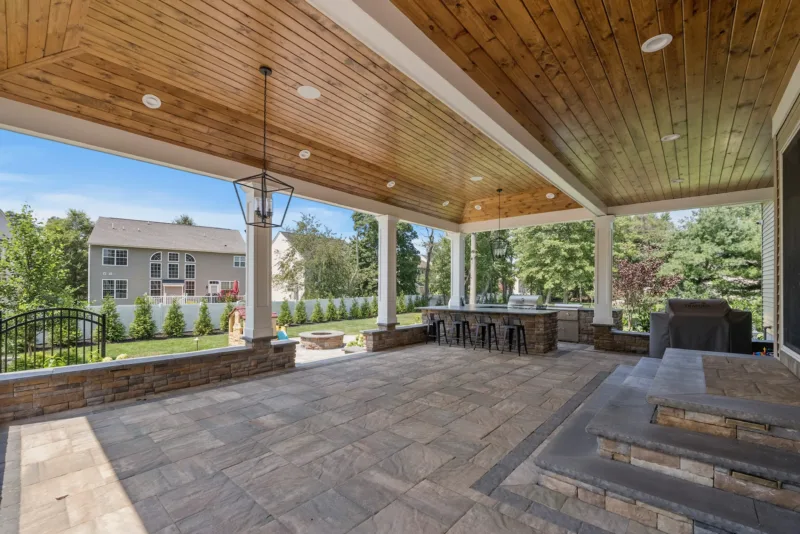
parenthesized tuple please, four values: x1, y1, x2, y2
(244, 191, 273, 340)
(469, 233, 477, 306)
(449, 231, 465, 307)
(593, 215, 615, 325)
(377, 214, 398, 327)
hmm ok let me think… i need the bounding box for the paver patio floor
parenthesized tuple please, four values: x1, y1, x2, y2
(0, 342, 638, 534)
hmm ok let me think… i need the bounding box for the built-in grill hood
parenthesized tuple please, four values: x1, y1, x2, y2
(507, 295, 540, 309)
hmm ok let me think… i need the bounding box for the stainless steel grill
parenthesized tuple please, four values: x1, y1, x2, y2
(506, 295, 540, 309)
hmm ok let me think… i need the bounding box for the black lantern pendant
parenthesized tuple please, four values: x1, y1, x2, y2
(491, 188, 508, 259)
(233, 66, 294, 228)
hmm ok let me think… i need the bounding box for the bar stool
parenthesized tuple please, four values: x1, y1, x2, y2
(499, 316, 528, 356)
(429, 313, 448, 345)
(472, 314, 499, 352)
(447, 313, 472, 348)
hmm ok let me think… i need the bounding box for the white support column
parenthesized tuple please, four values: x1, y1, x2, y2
(469, 233, 477, 306)
(449, 231, 465, 307)
(244, 191, 273, 341)
(593, 215, 615, 325)
(377, 215, 398, 328)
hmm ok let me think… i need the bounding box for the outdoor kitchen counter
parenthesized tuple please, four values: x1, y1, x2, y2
(417, 306, 558, 353)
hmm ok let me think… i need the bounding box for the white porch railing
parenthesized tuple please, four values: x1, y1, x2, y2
(147, 296, 245, 306)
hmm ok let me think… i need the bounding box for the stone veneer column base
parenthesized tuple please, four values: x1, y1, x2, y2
(363, 324, 426, 352)
(592, 324, 650, 354)
(0, 340, 297, 423)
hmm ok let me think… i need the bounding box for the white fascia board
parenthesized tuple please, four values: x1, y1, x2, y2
(0, 97, 459, 232)
(305, 0, 607, 216)
(606, 188, 774, 216)
(459, 208, 593, 233)
(773, 59, 800, 136)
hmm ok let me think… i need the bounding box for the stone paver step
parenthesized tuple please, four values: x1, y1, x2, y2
(536, 358, 800, 534)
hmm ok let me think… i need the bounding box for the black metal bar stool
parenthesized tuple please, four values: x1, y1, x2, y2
(429, 313, 448, 345)
(500, 316, 528, 356)
(472, 314, 499, 352)
(447, 313, 472, 348)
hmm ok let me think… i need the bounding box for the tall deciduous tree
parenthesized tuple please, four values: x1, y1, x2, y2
(173, 214, 196, 225)
(44, 209, 94, 301)
(351, 213, 420, 296)
(0, 205, 72, 314)
(614, 257, 681, 331)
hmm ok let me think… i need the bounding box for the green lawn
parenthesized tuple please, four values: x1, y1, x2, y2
(285, 313, 421, 337)
(104, 313, 422, 359)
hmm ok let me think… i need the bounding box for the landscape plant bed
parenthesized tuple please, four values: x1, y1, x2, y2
(285, 312, 420, 337)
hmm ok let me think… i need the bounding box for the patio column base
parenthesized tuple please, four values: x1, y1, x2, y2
(376, 322, 398, 331)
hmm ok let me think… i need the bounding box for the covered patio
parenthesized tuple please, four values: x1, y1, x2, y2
(2, 0, 800, 533)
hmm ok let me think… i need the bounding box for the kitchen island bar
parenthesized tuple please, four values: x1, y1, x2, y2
(418, 306, 559, 354)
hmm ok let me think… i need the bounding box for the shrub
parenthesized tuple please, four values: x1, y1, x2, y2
(325, 298, 337, 322)
(350, 298, 362, 319)
(162, 300, 186, 337)
(220, 301, 235, 331)
(129, 296, 157, 340)
(346, 334, 365, 347)
(102, 356, 114, 362)
(370, 296, 378, 317)
(360, 298, 371, 318)
(294, 299, 307, 324)
(277, 299, 292, 326)
(310, 301, 324, 323)
(396, 294, 406, 314)
(194, 301, 214, 336)
(115, 353, 131, 360)
(337, 298, 348, 320)
(97, 295, 126, 342)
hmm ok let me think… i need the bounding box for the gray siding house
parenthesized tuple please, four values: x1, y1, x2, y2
(87, 217, 246, 305)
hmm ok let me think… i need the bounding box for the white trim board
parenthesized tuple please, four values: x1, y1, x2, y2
(606, 188, 774, 216)
(305, 0, 607, 216)
(0, 97, 460, 232)
(459, 208, 592, 233)
(773, 58, 800, 135)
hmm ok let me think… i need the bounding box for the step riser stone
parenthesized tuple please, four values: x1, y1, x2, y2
(655, 406, 800, 453)
(600, 438, 800, 513)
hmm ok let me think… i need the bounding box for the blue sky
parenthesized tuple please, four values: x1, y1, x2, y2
(0, 128, 693, 245)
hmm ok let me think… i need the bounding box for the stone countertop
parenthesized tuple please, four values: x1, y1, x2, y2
(417, 305, 557, 316)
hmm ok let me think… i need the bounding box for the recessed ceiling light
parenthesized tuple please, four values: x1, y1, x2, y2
(470, 176, 483, 182)
(298, 149, 311, 159)
(641, 34, 673, 53)
(442, 200, 450, 207)
(474, 204, 482, 210)
(387, 181, 395, 188)
(661, 133, 681, 142)
(545, 192, 556, 200)
(672, 179, 685, 184)
(297, 85, 321, 99)
(142, 94, 161, 109)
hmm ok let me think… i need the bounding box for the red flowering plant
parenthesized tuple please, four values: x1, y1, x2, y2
(614, 257, 681, 332)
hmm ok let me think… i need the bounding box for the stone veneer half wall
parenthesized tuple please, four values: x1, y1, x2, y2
(362, 324, 427, 352)
(0, 339, 297, 423)
(592, 324, 650, 354)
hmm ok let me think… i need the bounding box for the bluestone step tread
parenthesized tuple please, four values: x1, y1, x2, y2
(647, 349, 800, 430)
(534, 359, 800, 534)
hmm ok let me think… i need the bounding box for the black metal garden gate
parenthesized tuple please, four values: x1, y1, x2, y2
(0, 308, 106, 373)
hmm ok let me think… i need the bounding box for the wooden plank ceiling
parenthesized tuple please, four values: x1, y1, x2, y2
(0, 0, 568, 224)
(392, 0, 800, 206)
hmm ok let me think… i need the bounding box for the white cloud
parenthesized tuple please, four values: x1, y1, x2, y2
(0, 172, 31, 183)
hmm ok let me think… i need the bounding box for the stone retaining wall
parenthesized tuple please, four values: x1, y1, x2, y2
(593, 324, 650, 354)
(578, 310, 623, 344)
(0, 339, 297, 423)
(599, 437, 800, 512)
(362, 325, 427, 352)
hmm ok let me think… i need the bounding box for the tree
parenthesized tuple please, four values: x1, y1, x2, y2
(360, 297, 371, 318)
(294, 299, 307, 324)
(173, 214, 196, 225)
(97, 295, 126, 342)
(311, 300, 324, 323)
(220, 301, 235, 331)
(513, 222, 594, 303)
(370, 296, 378, 317)
(337, 298, 348, 320)
(325, 298, 337, 322)
(429, 236, 451, 299)
(277, 299, 292, 326)
(396, 294, 406, 314)
(129, 296, 157, 340)
(350, 298, 362, 319)
(421, 228, 436, 298)
(615, 257, 681, 331)
(44, 209, 94, 301)
(0, 205, 72, 315)
(351, 212, 421, 296)
(194, 301, 214, 335)
(274, 214, 357, 299)
(163, 300, 186, 337)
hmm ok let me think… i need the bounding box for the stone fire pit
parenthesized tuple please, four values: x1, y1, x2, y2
(299, 330, 345, 350)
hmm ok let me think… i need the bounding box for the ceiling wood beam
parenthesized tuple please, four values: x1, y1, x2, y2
(0, 47, 81, 80)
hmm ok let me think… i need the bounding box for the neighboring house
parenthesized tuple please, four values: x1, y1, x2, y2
(0, 209, 8, 241)
(87, 217, 246, 305)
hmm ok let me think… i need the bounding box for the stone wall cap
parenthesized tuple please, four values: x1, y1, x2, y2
(272, 339, 300, 346)
(361, 323, 425, 334)
(611, 329, 650, 338)
(0, 345, 252, 383)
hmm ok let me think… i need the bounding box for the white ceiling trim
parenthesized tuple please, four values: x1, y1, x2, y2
(459, 208, 593, 233)
(305, 0, 608, 217)
(606, 188, 774, 216)
(0, 97, 460, 232)
(773, 58, 800, 136)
